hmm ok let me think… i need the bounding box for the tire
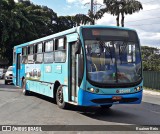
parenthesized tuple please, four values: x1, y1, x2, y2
(22, 79, 29, 95)
(56, 86, 67, 109)
(5, 80, 8, 85)
(100, 104, 112, 109)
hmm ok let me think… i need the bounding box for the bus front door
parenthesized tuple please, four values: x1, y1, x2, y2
(69, 42, 78, 103)
(16, 53, 21, 86)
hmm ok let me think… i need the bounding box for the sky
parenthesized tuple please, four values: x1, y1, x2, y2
(15, 0, 160, 48)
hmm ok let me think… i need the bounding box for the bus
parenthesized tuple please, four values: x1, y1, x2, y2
(13, 25, 143, 109)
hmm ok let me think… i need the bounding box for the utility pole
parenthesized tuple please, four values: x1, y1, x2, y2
(91, 0, 94, 15)
(91, 0, 95, 25)
(91, 0, 94, 25)
(85, 0, 104, 25)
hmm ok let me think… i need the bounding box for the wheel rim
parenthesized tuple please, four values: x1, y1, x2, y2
(57, 88, 63, 104)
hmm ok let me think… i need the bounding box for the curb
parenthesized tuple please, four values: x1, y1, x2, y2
(143, 89, 160, 96)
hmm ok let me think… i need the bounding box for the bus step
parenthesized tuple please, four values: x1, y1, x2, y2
(68, 101, 78, 105)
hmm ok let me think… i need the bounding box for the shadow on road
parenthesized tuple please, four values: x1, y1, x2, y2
(30, 91, 160, 125)
(1, 83, 160, 125)
(0, 83, 21, 93)
(19, 90, 160, 125)
(66, 102, 160, 125)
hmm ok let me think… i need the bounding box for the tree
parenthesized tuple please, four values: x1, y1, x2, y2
(74, 14, 92, 26)
(102, 0, 121, 26)
(141, 46, 160, 71)
(120, 0, 143, 27)
(88, 9, 105, 25)
(103, 0, 143, 27)
(0, 0, 59, 64)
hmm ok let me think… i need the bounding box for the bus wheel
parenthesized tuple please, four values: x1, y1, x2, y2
(56, 86, 66, 109)
(5, 80, 8, 85)
(22, 79, 29, 95)
(100, 104, 112, 109)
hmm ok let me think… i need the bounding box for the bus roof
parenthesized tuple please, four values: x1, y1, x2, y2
(80, 25, 135, 31)
(14, 25, 136, 49)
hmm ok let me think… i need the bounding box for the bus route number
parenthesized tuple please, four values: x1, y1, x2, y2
(119, 89, 131, 94)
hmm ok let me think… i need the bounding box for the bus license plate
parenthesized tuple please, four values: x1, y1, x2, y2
(112, 96, 122, 101)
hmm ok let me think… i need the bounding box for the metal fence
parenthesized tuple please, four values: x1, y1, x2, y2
(143, 71, 160, 90)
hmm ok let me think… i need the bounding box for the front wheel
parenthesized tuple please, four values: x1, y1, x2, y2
(56, 86, 67, 109)
(100, 104, 112, 109)
(22, 79, 29, 95)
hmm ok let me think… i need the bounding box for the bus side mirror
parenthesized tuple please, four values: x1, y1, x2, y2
(75, 39, 81, 54)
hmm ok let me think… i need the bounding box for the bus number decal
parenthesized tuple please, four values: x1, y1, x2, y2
(119, 89, 131, 94)
(45, 66, 52, 73)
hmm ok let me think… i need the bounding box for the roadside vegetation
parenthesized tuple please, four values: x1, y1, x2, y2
(141, 46, 160, 71)
(1, 0, 153, 67)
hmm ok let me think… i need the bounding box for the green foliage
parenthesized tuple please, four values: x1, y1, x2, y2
(0, 0, 58, 63)
(103, 0, 143, 27)
(0, 0, 78, 65)
(141, 46, 160, 71)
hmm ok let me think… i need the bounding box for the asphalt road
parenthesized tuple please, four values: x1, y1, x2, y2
(0, 80, 160, 134)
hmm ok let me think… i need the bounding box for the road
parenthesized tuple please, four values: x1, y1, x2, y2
(0, 80, 160, 133)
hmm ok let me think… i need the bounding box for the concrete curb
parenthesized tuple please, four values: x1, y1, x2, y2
(143, 89, 160, 96)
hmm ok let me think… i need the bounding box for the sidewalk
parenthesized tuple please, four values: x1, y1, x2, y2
(143, 89, 160, 96)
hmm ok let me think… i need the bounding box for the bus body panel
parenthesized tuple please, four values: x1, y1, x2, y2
(14, 32, 79, 99)
(13, 47, 25, 87)
(13, 25, 143, 107)
(85, 81, 143, 95)
(78, 88, 143, 106)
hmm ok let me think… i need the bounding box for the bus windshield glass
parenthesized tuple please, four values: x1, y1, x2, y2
(83, 28, 142, 85)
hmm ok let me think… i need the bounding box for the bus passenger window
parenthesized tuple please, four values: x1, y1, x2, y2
(13, 50, 16, 64)
(44, 40, 54, 63)
(28, 46, 34, 64)
(55, 38, 66, 62)
(35, 43, 43, 63)
(127, 43, 136, 63)
(22, 47, 28, 64)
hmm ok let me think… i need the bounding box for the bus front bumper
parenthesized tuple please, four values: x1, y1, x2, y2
(78, 88, 143, 106)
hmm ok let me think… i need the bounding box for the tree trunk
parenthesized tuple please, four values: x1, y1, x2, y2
(121, 12, 124, 27)
(92, 18, 95, 25)
(116, 14, 120, 26)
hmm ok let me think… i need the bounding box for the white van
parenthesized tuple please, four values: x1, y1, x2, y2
(5, 66, 13, 84)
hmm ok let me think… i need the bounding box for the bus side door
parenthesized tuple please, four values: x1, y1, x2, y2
(16, 53, 21, 86)
(69, 41, 80, 103)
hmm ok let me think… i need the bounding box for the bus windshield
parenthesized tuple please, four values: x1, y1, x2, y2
(85, 39, 142, 85)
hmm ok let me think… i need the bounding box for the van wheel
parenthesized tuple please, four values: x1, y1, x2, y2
(56, 86, 67, 109)
(22, 79, 29, 95)
(100, 104, 112, 109)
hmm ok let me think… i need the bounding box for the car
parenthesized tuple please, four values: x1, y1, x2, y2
(0, 68, 7, 79)
(5, 66, 13, 85)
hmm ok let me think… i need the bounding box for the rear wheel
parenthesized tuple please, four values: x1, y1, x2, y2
(5, 80, 8, 85)
(22, 79, 29, 95)
(56, 86, 67, 109)
(100, 104, 112, 109)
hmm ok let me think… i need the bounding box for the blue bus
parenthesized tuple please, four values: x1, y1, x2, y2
(13, 25, 143, 109)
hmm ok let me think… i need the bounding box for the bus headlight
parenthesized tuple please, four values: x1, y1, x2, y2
(137, 86, 140, 91)
(90, 88, 94, 93)
(87, 88, 99, 93)
(134, 86, 142, 92)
